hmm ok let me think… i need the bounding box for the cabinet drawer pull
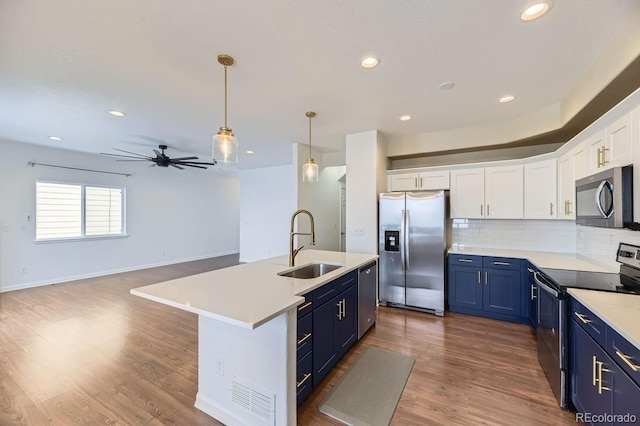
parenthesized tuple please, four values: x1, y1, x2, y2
(297, 301, 312, 311)
(458, 259, 473, 263)
(493, 261, 510, 266)
(574, 312, 592, 324)
(527, 268, 534, 273)
(616, 350, 640, 372)
(530, 284, 537, 300)
(297, 372, 311, 388)
(297, 333, 312, 346)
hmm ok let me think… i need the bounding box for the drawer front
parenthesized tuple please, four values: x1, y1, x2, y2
(570, 298, 607, 348)
(333, 270, 358, 292)
(297, 291, 314, 320)
(313, 281, 337, 306)
(482, 256, 521, 271)
(296, 351, 313, 405)
(448, 254, 482, 267)
(607, 327, 640, 387)
(297, 312, 313, 359)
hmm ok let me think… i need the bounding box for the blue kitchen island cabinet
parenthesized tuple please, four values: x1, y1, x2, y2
(570, 296, 640, 425)
(448, 254, 525, 323)
(312, 270, 358, 388)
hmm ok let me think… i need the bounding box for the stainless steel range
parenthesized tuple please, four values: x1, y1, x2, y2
(533, 242, 640, 408)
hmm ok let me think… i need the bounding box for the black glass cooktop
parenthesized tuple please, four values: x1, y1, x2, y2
(540, 268, 640, 295)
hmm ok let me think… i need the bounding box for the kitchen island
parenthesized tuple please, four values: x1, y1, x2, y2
(131, 249, 377, 426)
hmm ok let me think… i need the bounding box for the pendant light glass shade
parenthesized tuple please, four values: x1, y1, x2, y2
(302, 111, 318, 182)
(212, 54, 238, 166)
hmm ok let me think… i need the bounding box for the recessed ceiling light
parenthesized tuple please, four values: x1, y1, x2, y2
(246, 150, 254, 154)
(399, 115, 413, 121)
(107, 110, 126, 117)
(499, 95, 516, 103)
(520, 1, 553, 21)
(360, 56, 380, 69)
(438, 81, 455, 90)
(48, 136, 62, 141)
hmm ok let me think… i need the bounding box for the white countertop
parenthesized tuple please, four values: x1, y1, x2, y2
(568, 288, 640, 350)
(131, 250, 378, 330)
(448, 247, 617, 273)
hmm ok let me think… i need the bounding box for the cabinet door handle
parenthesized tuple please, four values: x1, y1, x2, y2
(415, 177, 418, 188)
(596, 361, 611, 394)
(567, 201, 573, 214)
(493, 261, 510, 266)
(297, 372, 312, 388)
(527, 268, 534, 273)
(531, 284, 537, 300)
(477, 270, 481, 284)
(597, 147, 602, 168)
(298, 301, 312, 311)
(484, 271, 488, 285)
(602, 145, 609, 166)
(343, 298, 346, 318)
(592, 355, 597, 386)
(487, 204, 490, 216)
(480, 204, 483, 216)
(337, 300, 343, 320)
(297, 333, 312, 346)
(616, 350, 640, 372)
(574, 312, 592, 324)
(549, 202, 554, 216)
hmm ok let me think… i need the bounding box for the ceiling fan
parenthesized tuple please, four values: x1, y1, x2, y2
(100, 145, 217, 170)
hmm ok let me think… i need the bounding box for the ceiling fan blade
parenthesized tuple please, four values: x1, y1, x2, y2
(183, 164, 208, 169)
(170, 164, 185, 170)
(115, 159, 150, 162)
(170, 156, 199, 161)
(178, 161, 217, 166)
(112, 148, 150, 158)
(100, 152, 153, 160)
(153, 149, 162, 157)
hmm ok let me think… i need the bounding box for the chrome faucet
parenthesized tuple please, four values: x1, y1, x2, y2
(289, 209, 316, 267)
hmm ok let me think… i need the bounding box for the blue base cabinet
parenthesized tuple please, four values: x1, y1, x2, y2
(448, 254, 526, 323)
(296, 269, 359, 404)
(569, 296, 640, 425)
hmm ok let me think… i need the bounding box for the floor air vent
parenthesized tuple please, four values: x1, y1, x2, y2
(230, 375, 275, 425)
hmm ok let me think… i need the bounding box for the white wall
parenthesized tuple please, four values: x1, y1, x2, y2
(345, 130, 387, 254)
(0, 139, 240, 291)
(295, 144, 342, 252)
(238, 164, 296, 263)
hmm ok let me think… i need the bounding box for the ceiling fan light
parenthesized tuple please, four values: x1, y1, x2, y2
(303, 158, 318, 182)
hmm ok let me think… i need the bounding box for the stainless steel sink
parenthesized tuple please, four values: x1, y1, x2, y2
(277, 262, 343, 279)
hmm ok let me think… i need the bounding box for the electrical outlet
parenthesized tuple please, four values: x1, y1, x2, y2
(354, 227, 365, 236)
(20, 267, 27, 274)
(216, 359, 224, 376)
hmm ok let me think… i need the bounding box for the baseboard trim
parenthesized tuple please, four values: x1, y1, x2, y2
(0, 251, 239, 293)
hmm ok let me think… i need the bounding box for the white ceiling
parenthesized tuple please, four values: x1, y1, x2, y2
(1, 1, 639, 170)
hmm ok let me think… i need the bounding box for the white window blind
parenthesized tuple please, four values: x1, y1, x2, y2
(36, 181, 125, 241)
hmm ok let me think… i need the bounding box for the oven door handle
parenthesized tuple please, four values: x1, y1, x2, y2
(533, 272, 560, 298)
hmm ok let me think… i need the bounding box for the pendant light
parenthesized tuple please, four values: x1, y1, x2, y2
(212, 54, 238, 166)
(302, 111, 318, 182)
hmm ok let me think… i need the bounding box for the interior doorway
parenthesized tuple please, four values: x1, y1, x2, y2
(339, 177, 346, 252)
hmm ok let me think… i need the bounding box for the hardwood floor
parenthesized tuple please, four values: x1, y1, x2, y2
(0, 258, 577, 425)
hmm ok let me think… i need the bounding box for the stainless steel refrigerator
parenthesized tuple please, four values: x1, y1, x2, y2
(378, 191, 447, 315)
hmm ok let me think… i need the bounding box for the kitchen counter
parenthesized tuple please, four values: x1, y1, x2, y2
(448, 247, 617, 273)
(130, 249, 377, 426)
(131, 249, 378, 329)
(568, 288, 640, 350)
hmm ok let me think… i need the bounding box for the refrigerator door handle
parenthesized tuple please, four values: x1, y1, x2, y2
(400, 210, 406, 271)
(405, 209, 410, 270)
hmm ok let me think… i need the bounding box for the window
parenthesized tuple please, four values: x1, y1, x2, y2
(36, 181, 126, 241)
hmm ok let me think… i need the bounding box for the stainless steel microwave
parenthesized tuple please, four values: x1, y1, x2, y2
(575, 165, 634, 229)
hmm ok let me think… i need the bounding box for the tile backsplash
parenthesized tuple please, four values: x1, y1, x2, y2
(451, 219, 577, 253)
(451, 219, 640, 269)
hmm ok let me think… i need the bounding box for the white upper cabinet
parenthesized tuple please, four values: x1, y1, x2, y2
(585, 111, 633, 175)
(388, 171, 449, 191)
(557, 152, 575, 219)
(572, 145, 588, 181)
(450, 165, 523, 219)
(524, 159, 557, 219)
(450, 168, 485, 218)
(485, 165, 524, 219)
